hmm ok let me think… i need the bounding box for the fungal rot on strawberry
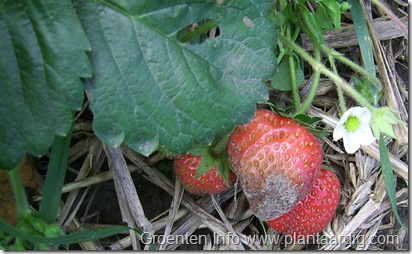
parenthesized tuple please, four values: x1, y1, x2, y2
(266, 169, 341, 240)
(228, 109, 323, 221)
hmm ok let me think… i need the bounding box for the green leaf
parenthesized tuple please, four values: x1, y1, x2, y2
(379, 134, 407, 230)
(0, 218, 150, 248)
(295, 3, 324, 44)
(314, 4, 334, 30)
(320, 0, 343, 29)
(293, 114, 323, 125)
(76, 0, 276, 156)
(352, 76, 383, 106)
(271, 57, 304, 91)
(39, 128, 72, 224)
(348, 0, 381, 106)
(292, 113, 328, 137)
(0, 0, 91, 170)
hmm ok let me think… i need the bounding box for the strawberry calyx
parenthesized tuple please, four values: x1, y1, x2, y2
(263, 103, 328, 137)
(188, 133, 234, 187)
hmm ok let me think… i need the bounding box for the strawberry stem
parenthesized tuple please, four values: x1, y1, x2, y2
(210, 132, 232, 157)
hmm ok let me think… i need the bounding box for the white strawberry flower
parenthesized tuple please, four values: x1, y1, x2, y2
(333, 107, 375, 154)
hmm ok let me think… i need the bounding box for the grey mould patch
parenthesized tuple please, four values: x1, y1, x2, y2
(242, 173, 298, 221)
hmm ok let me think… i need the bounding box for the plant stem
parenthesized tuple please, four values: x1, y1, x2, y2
(279, 33, 376, 112)
(295, 44, 321, 115)
(319, 44, 381, 88)
(286, 25, 300, 111)
(211, 131, 233, 157)
(289, 55, 300, 111)
(328, 54, 347, 112)
(8, 167, 31, 219)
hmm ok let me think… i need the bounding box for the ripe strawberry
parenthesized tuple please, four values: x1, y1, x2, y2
(266, 169, 341, 239)
(228, 109, 322, 220)
(174, 153, 236, 195)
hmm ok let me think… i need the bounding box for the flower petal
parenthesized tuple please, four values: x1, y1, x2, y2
(359, 107, 372, 124)
(349, 106, 364, 117)
(356, 125, 375, 146)
(339, 108, 354, 123)
(342, 131, 361, 154)
(333, 124, 346, 141)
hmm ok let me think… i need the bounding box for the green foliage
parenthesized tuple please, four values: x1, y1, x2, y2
(0, 0, 276, 170)
(75, 0, 276, 157)
(314, 0, 348, 30)
(352, 76, 383, 106)
(0, 0, 91, 170)
(0, 214, 141, 250)
(349, 0, 382, 107)
(293, 113, 328, 137)
(271, 57, 304, 91)
(378, 134, 407, 230)
(0, 1, 277, 248)
(0, 212, 65, 250)
(39, 129, 72, 224)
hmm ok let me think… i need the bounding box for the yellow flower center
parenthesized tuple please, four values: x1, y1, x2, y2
(344, 115, 360, 132)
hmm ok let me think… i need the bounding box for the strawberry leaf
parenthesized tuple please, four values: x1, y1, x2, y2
(76, 0, 276, 156)
(0, 1, 91, 170)
(271, 57, 304, 91)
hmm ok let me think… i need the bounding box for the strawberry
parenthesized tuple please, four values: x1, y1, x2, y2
(266, 169, 341, 239)
(173, 153, 236, 195)
(228, 109, 322, 220)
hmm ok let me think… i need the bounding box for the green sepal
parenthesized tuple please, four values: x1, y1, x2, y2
(264, 103, 328, 137)
(195, 154, 216, 179)
(370, 107, 403, 139)
(193, 134, 234, 187)
(189, 145, 210, 157)
(218, 156, 234, 187)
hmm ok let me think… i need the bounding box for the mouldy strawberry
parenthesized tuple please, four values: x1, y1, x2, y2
(228, 109, 323, 220)
(266, 169, 341, 239)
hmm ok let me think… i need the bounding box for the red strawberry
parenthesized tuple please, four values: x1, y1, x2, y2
(174, 153, 236, 195)
(266, 169, 341, 239)
(228, 109, 322, 220)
